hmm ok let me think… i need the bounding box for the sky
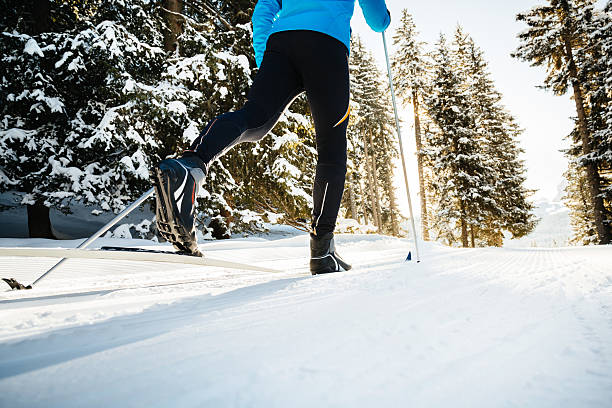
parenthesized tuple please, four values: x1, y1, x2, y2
(350, 0, 582, 217)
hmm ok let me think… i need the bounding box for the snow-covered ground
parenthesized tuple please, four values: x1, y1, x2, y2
(0, 234, 611, 407)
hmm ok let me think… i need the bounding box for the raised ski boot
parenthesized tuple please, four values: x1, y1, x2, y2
(151, 155, 206, 256)
(310, 232, 352, 275)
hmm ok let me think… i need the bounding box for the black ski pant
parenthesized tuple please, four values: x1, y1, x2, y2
(186, 30, 350, 237)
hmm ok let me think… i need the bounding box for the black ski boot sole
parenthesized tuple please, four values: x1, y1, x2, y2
(151, 167, 202, 257)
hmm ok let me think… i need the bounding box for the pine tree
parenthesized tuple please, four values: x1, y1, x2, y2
(392, 10, 430, 240)
(563, 159, 599, 245)
(424, 34, 496, 247)
(0, 0, 320, 240)
(457, 29, 537, 245)
(347, 37, 381, 229)
(370, 88, 401, 236)
(347, 36, 400, 235)
(378, 122, 401, 236)
(574, 2, 612, 239)
(513, 0, 611, 244)
(0, 0, 168, 237)
(420, 28, 536, 247)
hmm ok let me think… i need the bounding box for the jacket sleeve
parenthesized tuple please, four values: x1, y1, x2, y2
(358, 0, 391, 32)
(252, 0, 281, 68)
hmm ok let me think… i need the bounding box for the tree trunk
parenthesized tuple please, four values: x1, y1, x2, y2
(347, 172, 358, 221)
(357, 178, 369, 226)
(560, 10, 611, 244)
(27, 202, 56, 239)
(460, 202, 469, 248)
(163, 0, 183, 53)
(413, 91, 430, 241)
(25, 3, 53, 239)
(31, 0, 50, 34)
(368, 131, 384, 232)
(470, 225, 475, 248)
(363, 132, 380, 231)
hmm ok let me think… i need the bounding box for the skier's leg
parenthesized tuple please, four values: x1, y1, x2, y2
(295, 32, 350, 238)
(186, 39, 304, 168)
(289, 31, 352, 274)
(153, 35, 303, 254)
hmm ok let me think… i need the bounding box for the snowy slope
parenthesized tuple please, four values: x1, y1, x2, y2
(0, 234, 611, 407)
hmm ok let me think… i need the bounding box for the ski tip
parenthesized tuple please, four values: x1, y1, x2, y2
(406, 251, 412, 262)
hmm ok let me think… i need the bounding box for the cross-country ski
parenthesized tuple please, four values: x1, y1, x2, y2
(0, 245, 284, 290)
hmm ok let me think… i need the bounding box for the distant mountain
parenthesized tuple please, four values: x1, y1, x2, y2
(504, 197, 571, 248)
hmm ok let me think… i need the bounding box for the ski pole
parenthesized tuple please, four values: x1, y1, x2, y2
(14, 188, 155, 289)
(382, 31, 421, 263)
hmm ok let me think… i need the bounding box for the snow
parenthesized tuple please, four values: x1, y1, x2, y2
(105, 223, 133, 239)
(215, 52, 251, 76)
(0, 128, 34, 143)
(167, 101, 187, 115)
(54, 51, 73, 69)
(271, 131, 299, 150)
(272, 157, 301, 178)
(182, 122, 200, 143)
(0, 234, 611, 407)
(23, 38, 44, 57)
(66, 56, 85, 72)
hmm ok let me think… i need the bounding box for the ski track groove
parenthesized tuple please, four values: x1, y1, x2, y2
(0, 237, 611, 407)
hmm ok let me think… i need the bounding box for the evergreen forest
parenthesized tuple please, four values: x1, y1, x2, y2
(1, 0, 610, 247)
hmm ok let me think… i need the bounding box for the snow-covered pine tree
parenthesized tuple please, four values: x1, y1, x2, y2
(346, 36, 400, 235)
(346, 37, 379, 229)
(451, 27, 503, 247)
(563, 158, 599, 245)
(419, 116, 446, 241)
(457, 29, 537, 246)
(424, 34, 495, 247)
(569, 1, 612, 242)
(1, 0, 318, 240)
(378, 120, 401, 236)
(513, 0, 611, 244)
(0, 0, 167, 238)
(369, 81, 401, 236)
(391, 9, 430, 240)
(365, 129, 383, 231)
(593, 1, 612, 226)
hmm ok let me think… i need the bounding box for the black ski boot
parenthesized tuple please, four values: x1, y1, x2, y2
(151, 155, 206, 256)
(310, 232, 352, 275)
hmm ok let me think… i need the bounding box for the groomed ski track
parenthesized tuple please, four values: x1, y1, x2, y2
(0, 234, 611, 407)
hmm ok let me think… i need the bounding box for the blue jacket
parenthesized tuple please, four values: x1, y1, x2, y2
(252, 0, 391, 67)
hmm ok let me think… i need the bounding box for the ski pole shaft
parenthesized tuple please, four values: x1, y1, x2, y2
(382, 31, 421, 262)
(30, 187, 155, 287)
